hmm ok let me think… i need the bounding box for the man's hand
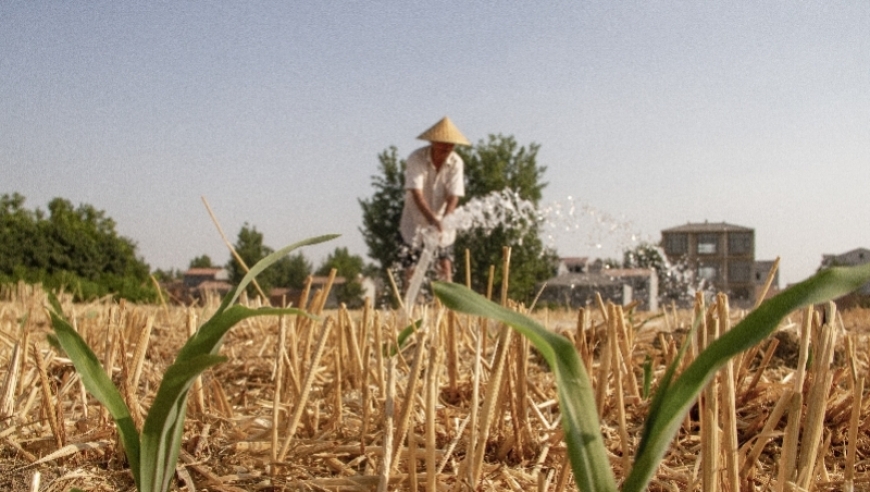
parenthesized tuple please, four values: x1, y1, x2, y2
(410, 189, 442, 230)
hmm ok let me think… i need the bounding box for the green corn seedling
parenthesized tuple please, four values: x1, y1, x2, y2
(49, 234, 338, 492)
(433, 261, 870, 492)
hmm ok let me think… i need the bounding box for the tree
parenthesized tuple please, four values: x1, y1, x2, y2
(189, 254, 214, 268)
(454, 135, 556, 302)
(226, 223, 274, 295)
(151, 268, 180, 282)
(0, 193, 39, 274)
(0, 193, 154, 301)
(359, 135, 556, 303)
(272, 252, 312, 290)
(359, 146, 406, 276)
(316, 247, 366, 308)
(225, 223, 316, 298)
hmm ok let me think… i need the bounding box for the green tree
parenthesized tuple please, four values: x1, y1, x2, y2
(151, 268, 180, 283)
(316, 247, 366, 308)
(0, 193, 39, 274)
(226, 224, 316, 298)
(0, 193, 154, 301)
(359, 135, 556, 303)
(452, 135, 556, 302)
(189, 254, 214, 268)
(272, 252, 312, 290)
(226, 223, 275, 295)
(359, 146, 406, 275)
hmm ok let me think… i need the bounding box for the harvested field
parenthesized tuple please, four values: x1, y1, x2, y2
(3, 282, 870, 491)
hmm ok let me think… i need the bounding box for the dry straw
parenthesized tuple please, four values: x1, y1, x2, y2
(5, 245, 870, 491)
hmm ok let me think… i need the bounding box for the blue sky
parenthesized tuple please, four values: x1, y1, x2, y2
(2, 1, 868, 286)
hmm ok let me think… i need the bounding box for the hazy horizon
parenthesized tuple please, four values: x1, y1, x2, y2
(3, 2, 868, 287)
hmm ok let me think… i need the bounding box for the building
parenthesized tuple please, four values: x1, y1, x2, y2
(820, 248, 870, 303)
(183, 268, 232, 301)
(538, 259, 658, 311)
(269, 276, 347, 309)
(752, 259, 781, 302)
(556, 257, 590, 276)
(661, 221, 769, 305)
(161, 267, 232, 305)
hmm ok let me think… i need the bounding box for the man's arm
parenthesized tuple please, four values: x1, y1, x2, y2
(443, 195, 459, 218)
(409, 189, 442, 230)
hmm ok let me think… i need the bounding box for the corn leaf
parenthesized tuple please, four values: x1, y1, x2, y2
(139, 353, 226, 492)
(48, 234, 339, 492)
(432, 281, 617, 492)
(624, 263, 870, 492)
(224, 234, 340, 309)
(47, 308, 143, 487)
(139, 234, 338, 492)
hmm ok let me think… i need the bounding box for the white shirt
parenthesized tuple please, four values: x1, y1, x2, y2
(400, 146, 465, 248)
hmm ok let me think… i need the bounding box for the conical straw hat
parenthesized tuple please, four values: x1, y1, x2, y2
(417, 116, 471, 146)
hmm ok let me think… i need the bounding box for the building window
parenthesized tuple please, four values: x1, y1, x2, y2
(699, 265, 718, 280)
(728, 232, 753, 255)
(697, 234, 719, 254)
(665, 233, 688, 255)
(729, 261, 752, 283)
(731, 287, 750, 301)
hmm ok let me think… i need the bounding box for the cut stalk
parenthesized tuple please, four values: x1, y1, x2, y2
(717, 294, 739, 492)
(610, 305, 630, 473)
(796, 303, 837, 489)
(391, 326, 428, 472)
(845, 376, 864, 489)
(700, 307, 719, 492)
(377, 354, 396, 492)
(32, 344, 63, 448)
(278, 317, 333, 462)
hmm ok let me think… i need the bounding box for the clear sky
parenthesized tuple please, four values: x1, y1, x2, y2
(2, 1, 868, 287)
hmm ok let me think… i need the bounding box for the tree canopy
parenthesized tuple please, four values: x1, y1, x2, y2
(189, 254, 214, 268)
(0, 193, 154, 301)
(454, 135, 556, 301)
(225, 223, 314, 297)
(359, 146, 405, 278)
(316, 246, 366, 308)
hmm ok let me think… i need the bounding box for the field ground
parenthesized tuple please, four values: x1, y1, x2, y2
(3, 283, 870, 491)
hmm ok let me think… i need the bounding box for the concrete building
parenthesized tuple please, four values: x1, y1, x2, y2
(821, 248, 870, 300)
(661, 221, 775, 306)
(537, 262, 658, 311)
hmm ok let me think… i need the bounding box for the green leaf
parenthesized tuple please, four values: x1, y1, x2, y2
(624, 263, 870, 492)
(642, 354, 652, 399)
(139, 234, 338, 492)
(47, 235, 339, 492)
(432, 281, 617, 492)
(384, 319, 423, 357)
(139, 354, 226, 492)
(138, 305, 314, 492)
(47, 309, 142, 488)
(224, 234, 340, 309)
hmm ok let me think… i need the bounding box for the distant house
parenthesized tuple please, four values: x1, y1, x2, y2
(183, 268, 232, 302)
(822, 248, 870, 270)
(556, 257, 590, 275)
(660, 221, 777, 306)
(752, 260, 781, 301)
(359, 276, 378, 305)
(820, 248, 870, 302)
(538, 260, 658, 311)
(269, 276, 347, 309)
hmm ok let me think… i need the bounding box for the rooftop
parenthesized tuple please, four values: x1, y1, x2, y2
(661, 221, 753, 233)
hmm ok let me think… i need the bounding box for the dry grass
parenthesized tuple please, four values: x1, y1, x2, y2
(3, 282, 870, 491)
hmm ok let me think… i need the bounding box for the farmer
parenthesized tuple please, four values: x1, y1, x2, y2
(399, 116, 470, 283)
